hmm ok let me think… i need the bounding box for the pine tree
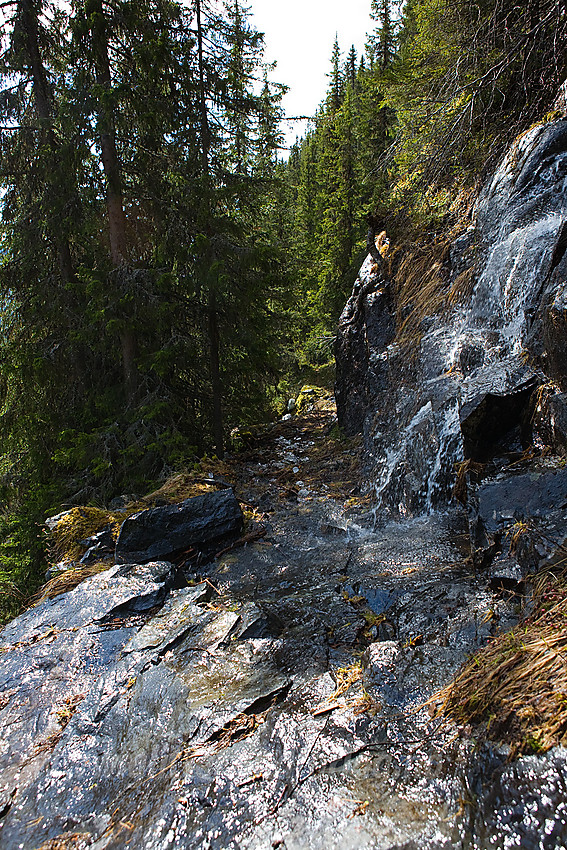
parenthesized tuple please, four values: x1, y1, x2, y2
(346, 45, 357, 91)
(0, 0, 88, 485)
(327, 35, 344, 113)
(370, 0, 395, 69)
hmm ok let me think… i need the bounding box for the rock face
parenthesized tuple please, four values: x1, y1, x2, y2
(336, 120, 567, 540)
(335, 278, 395, 437)
(0, 500, 540, 850)
(115, 489, 243, 564)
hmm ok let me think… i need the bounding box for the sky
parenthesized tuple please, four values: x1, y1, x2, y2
(247, 0, 375, 150)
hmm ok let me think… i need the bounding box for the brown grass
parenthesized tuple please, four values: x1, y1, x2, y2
(453, 459, 486, 504)
(433, 564, 567, 754)
(331, 662, 363, 699)
(56, 693, 85, 729)
(34, 832, 93, 850)
(30, 563, 111, 605)
(392, 240, 451, 352)
(447, 265, 477, 305)
(387, 186, 478, 353)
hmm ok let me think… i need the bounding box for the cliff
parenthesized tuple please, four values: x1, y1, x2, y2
(336, 119, 567, 582)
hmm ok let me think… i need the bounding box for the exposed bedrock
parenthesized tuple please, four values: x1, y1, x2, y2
(335, 120, 567, 545)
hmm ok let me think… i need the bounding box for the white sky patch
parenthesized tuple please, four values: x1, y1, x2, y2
(247, 0, 374, 150)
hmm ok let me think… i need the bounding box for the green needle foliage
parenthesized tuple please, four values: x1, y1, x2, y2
(0, 0, 565, 614)
(0, 0, 289, 606)
(280, 0, 566, 363)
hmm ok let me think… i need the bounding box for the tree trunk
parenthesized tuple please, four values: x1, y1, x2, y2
(87, 0, 137, 399)
(195, 0, 210, 177)
(208, 289, 224, 458)
(21, 0, 76, 290)
(196, 0, 224, 455)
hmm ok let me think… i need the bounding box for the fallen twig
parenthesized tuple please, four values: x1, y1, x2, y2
(215, 529, 267, 559)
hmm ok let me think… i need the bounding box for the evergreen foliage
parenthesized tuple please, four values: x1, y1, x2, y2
(0, 0, 288, 611)
(281, 0, 566, 363)
(0, 0, 565, 617)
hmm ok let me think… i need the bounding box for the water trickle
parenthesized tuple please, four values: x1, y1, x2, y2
(348, 123, 567, 519)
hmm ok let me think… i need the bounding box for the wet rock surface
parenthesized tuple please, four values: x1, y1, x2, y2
(2, 402, 565, 850)
(334, 274, 395, 438)
(470, 747, 567, 850)
(115, 489, 243, 564)
(335, 120, 567, 525)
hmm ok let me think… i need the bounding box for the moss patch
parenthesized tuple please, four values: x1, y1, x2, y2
(295, 385, 333, 415)
(49, 507, 125, 562)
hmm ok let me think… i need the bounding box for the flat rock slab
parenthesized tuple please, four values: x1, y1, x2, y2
(2, 494, 566, 849)
(477, 465, 567, 535)
(0, 561, 177, 822)
(115, 489, 244, 564)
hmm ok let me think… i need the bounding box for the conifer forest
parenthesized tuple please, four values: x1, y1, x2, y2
(0, 0, 565, 614)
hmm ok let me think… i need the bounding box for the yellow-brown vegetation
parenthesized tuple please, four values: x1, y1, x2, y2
(433, 560, 567, 754)
(30, 563, 111, 604)
(392, 239, 451, 351)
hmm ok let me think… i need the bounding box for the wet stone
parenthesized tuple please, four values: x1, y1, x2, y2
(337, 121, 567, 520)
(115, 489, 244, 564)
(472, 747, 567, 849)
(469, 464, 567, 574)
(0, 496, 558, 850)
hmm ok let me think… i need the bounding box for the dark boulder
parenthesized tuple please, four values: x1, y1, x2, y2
(79, 527, 115, 565)
(334, 262, 395, 437)
(115, 488, 244, 564)
(533, 389, 567, 453)
(544, 280, 567, 393)
(459, 375, 539, 461)
(469, 464, 567, 577)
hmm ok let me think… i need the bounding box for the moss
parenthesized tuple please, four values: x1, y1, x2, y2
(49, 507, 125, 562)
(295, 385, 331, 415)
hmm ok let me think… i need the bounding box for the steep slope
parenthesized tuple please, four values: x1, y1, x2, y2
(336, 119, 567, 520)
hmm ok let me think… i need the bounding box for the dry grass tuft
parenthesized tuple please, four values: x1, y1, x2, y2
(447, 265, 477, 305)
(35, 832, 93, 849)
(505, 521, 532, 556)
(453, 459, 486, 504)
(56, 693, 85, 729)
(392, 240, 451, 352)
(433, 563, 567, 754)
(331, 662, 363, 699)
(31, 563, 111, 605)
